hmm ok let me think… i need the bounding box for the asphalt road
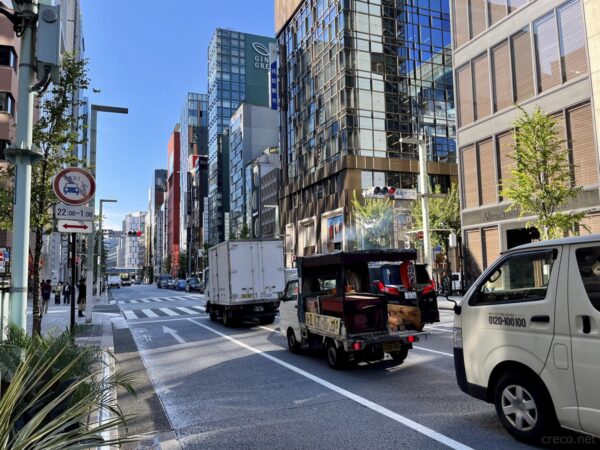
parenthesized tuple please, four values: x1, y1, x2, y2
(111, 285, 549, 450)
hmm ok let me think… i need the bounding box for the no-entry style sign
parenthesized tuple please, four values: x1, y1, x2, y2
(53, 167, 96, 206)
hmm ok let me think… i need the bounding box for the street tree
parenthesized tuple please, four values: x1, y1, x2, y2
(239, 222, 250, 239)
(502, 107, 584, 240)
(410, 182, 461, 252)
(0, 54, 90, 335)
(351, 191, 393, 249)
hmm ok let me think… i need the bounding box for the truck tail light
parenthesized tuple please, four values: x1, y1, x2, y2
(352, 341, 362, 351)
(407, 335, 416, 343)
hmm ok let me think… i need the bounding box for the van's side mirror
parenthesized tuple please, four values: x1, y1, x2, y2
(447, 296, 462, 315)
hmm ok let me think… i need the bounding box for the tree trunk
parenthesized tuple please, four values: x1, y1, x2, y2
(32, 227, 44, 335)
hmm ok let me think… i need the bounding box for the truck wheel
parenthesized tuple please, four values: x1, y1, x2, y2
(287, 329, 301, 354)
(259, 315, 275, 325)
(494, 371, 557, 444)
(326, 341, 347, 369)
(389, 345, 409, 364)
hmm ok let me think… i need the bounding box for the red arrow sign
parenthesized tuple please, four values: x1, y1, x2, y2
(63, 224, 89, 230)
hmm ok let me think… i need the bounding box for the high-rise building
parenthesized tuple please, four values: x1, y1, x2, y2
(229, 103, 278, 237)
(276, 0, 457, 258)
(245, 148, 281, 239)
(451, 0, 600, 283)
(207, 28, 276, 244)
(123, 212, 146, 269)
(179, 93, 208, 275)
(167, 126, 181, 276)
(150, 169, 167, 278)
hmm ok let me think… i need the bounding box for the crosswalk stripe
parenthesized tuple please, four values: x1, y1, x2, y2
(129, 300, 138, 304)
(139, 299, 152, 303)
(159, 308, 179, 316)
(189, 305, 206, 312)
(123, 310, 137, 320)
(175, 307, 198, 315)
(142, 309, 159, 318)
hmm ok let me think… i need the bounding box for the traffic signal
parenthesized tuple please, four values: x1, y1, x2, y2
(137, 231, 142, 237)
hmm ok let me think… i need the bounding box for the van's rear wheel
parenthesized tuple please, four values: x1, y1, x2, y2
(287, 329, 301, 353)
(494, 372, 557, 444)
(326, 341, 347, 369)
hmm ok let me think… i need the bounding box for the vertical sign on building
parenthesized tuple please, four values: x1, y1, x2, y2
(269, 43, 278, 110)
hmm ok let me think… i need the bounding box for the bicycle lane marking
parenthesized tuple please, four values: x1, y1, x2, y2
(188, 318, 473, 450)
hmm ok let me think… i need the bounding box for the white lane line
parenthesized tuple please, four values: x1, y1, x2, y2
(123, 310, 137, 320)
(176, 307, 199, 315)
(141, 309, 159, 318)
(159, 308, 179, 317)
(414, 347, 453, 357)
(188, 319, 472, 450)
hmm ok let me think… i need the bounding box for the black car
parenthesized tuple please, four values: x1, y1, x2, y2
(186, 278, 201, 293)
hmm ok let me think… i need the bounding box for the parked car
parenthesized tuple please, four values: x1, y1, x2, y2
(174, 279, 187, 291)
(166, 279, 176, 290)
(453, 235, 600, 444)
(197, 279, 206, 294)
(186, 278, 200, 292)
(157, 274, 172, 289)
(107, 275, 121, 289)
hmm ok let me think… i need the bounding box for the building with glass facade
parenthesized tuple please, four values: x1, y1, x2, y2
(229, 103, 278, 237)
(276, 0, 458, 260)
(179, 93, 208, 275)
(452, 0, 600, 284)
(207, 28, 276, 244)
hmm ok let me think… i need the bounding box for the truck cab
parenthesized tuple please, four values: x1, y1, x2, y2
(454, 235, 600, 444)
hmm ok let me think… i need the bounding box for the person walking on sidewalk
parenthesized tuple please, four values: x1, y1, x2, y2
(63, 282, 71, 304)
(53, 281, 62, 305)
(41, 279, 52, 315)
(77, 279, 86, 317)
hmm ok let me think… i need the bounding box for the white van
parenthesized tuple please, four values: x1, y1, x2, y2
(453, 235, 600, 444)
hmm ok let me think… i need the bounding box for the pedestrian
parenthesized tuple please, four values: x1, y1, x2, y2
(41, 279, 52, 315)
(63, 282, 71, 304)
(77, 279, 86, 317)
(54, 281, 62, 305)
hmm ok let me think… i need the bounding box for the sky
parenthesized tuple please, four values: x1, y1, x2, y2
(80, 0, 275, 230)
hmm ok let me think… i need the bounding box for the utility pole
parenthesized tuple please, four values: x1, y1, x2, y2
(4, 1, 41, 331)
(84, 105, 127, 321)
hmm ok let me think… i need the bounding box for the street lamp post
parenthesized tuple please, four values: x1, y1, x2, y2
(95, 199, 117, 300)
(85, 105, 127, 321)
(399, 136, 432, 269)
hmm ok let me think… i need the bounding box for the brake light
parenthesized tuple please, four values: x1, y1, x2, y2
(378, 281, 385, 292)
(352, 341, 362, 351)
(383, 285, 400, 295)
(422, 279, 436, 295)
(407, 335, 416, 343)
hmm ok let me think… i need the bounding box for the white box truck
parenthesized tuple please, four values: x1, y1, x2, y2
(206, 239, 285, 326)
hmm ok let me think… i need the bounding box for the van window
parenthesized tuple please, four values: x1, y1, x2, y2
(285, 280, 299, 301)
(472, 250, 556, 305)
(575, 246, 600, 312)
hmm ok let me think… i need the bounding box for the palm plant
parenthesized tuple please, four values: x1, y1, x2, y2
(0, 326, 139, 449)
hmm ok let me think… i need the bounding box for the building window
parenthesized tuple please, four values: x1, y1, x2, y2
(488, 0, 508, 26)
(0, 140, 8, 161)
(0, 46, 16, 69)
(558, 0, 588, 82)
(534, 13, 561, 93)
(0, 92, 14, 115)
(492, 42, 512, 112)
(511, 29, 535, 103)
(457, 64, 474, 127)
(470, 0, 487, 38)
(473, 53, 490, 120)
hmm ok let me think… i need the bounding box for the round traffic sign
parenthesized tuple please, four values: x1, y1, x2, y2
(53, 167, 96, 206)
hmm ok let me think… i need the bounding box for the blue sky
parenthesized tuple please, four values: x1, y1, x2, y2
(80, 0, 275, 230)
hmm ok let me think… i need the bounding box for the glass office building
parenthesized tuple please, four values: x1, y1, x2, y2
(207, 29, 276, 244)
(276, 0, 457, 258)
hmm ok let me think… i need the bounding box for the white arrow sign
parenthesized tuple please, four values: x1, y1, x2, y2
(57, 220, 92, 234)
(162, 326, 186, 344)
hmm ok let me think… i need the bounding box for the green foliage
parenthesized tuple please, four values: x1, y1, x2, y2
(163, 254, 171, 274)
(502, 107, 584, 240)
(0, 164, 13, 230)
(0, 325, 138, 449)
(410, 183, 461, 250)
(239, 222, 250, 239)
(352, 191, 394, 250)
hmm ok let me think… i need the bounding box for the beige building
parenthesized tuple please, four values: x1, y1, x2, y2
(452, 0, 600, 283)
